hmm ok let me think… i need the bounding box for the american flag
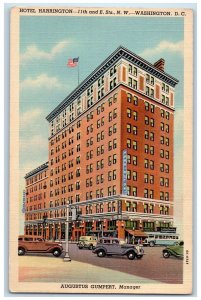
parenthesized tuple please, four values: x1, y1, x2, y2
(67, 57, 79, 67)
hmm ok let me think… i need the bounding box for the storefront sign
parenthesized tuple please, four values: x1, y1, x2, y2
(122, 149, 127, 195)
(160, 227, 177, 233)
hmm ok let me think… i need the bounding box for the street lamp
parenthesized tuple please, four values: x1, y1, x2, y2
(42, 214, 47, 240)
(64, 201, 71, 262)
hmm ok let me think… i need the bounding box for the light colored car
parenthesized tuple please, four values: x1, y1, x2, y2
(77, 236, 97, 250)
(93, 237, 144, 260)
(18, 235, 63, 257)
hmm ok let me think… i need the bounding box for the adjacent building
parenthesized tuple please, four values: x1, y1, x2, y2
(24, 46, 178, 241)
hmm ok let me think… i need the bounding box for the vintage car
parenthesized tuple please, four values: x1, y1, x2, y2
(92, 237, 144, 260)
(18, 235, 63, 257)
(77, 236, 97, 250)
(162, 240, 184, 259)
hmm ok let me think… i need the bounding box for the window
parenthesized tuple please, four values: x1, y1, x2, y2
(144, 159, 148, 168)
(108, 141, 112, 151)
(160, 177, 164, 186)
(166, 97, 169, 106)
(127, 124, 131, 133)
(165, 124, 169, 133)
(150, 104, 155, 113)
(150, 190, 154, 199)
(127, 93, 132, 103)
(160, 206, 164, 215)
(145, 102, 149, 111)
(113, 154, 117, 164)
(133, 156, 137, 166)
(127, 170, 131, 180)
(108, 97, 112, 106)
(165, 192, 169, 201)
(133, 171, 137, 181)
(165, 138, 169, 146)
(166, 111, 170, 120)
(144, 144, 149, 153)
(165, 151, 169, 159)
(145, 130, 149, 139)
(160, 149, 164, 158)
(133, 140, 137, 150)
(132, 187, 137, 196)
(162, 95, 165, 104)
(160, 192, 164, 200)
(113, 109, 117, 119)
(165, 178, 169, 187)
(127, 186, 131, 196)
(165, 164, 169, 173)
(150, 118, 154, 127)
(127, 108, 131, 118)
(146, 86, 150, 96)
(149, 204, 154, 213)
(133, 111, 138, 121)
(109, 112, 112, 121)
(161, 109, 165, 117)
(108, 126, 112, 136)
(127, 154, 131, 164)
(133, 126, 137, 135)
(133, 96, 138, 105)
(127, 139, 131, 148)
(150, 132, 154, 141)
(144, 189, 148, 198)
(150, 175, 154, 184)
(150, 160, 154, 170)
(113, 139, 117, 149)
(160, 136, 164, 144)
(144, 174, 148, 183)
(150, 146, 154, 155)
(161, 122, 164, 131)
(150, 89, 154, 98)
(160, 163, 164, 172)
(145, 116, 149, 125)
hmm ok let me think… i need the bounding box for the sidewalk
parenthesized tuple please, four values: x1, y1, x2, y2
(19, 256, 158, 283)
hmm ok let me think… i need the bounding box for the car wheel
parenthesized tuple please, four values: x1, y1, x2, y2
(97, 250, 106, 257)
(127, 251, 136, 260)
(149, 241, 155, 247)
(78, 245, 83, 249)
(163, 251, 170, 258)
(88, 244, 93, 250)
(52, 248, 62, 257)
(18, 247, 25, 256)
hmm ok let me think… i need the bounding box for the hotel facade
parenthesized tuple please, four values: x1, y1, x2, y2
(24, 46, 178, 241)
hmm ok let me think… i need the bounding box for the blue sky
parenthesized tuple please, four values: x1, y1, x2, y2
(19, 15, 184, 234)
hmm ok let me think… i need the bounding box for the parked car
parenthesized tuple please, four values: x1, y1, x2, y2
(77, 236, 97, 250)
(18, 235, 63, 257)
(92, 237, 144, 260)
(162, 240, 184, 259)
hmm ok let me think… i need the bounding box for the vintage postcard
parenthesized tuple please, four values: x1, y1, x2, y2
(9, 6, 193, 294)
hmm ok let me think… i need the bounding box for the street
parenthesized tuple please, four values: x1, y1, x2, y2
(19, 243, 183, 284)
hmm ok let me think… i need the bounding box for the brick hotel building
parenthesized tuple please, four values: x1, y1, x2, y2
(24, 46, 178, 241)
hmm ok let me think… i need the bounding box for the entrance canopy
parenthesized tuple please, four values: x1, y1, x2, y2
(125, 229, 148, 237)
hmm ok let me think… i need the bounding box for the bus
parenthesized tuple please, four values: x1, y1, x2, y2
(143, 232, 180, 247)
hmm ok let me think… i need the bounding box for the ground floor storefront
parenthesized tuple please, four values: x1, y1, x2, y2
(24, 217, 173, 241)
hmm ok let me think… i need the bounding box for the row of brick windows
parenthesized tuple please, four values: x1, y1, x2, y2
(127, 93, 171, 119)
(127, 186, 170, 201)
